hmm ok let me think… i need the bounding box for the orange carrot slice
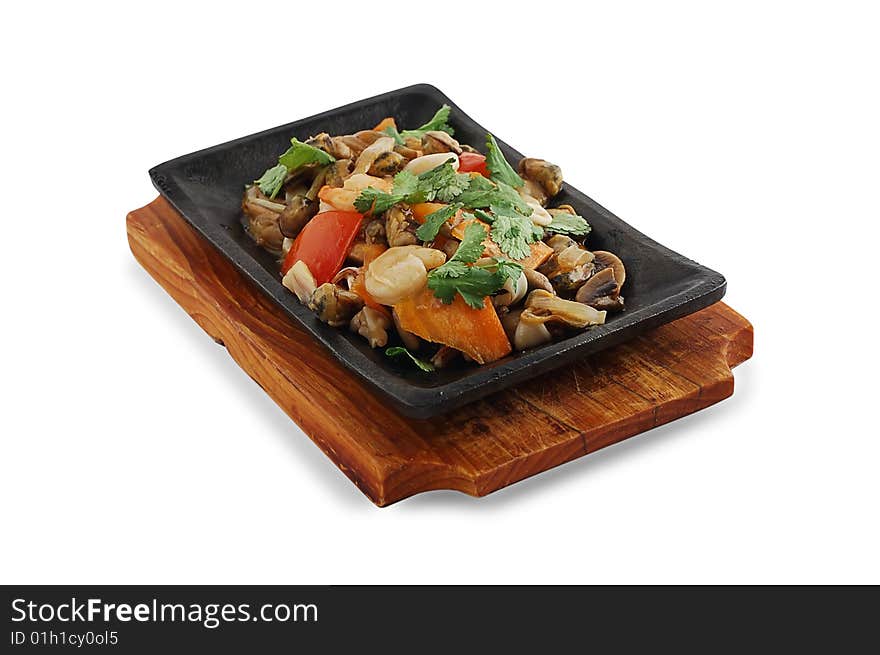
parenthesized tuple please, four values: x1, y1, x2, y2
(394, 288, 511, 364)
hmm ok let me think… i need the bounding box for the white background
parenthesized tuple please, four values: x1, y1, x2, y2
(2, 1, 878, 584)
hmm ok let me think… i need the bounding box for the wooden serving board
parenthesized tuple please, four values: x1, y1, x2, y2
(127, 197, 753, 506)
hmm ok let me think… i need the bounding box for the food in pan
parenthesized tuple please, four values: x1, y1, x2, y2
(242, 106, 625, 370)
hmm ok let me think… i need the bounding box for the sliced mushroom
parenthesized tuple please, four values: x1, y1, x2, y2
(501, 307, 523, 343)
(537, 244, 595, 292)
(350, 306, 391, 348)
(278, 168, 327, 238)
(592, 251, 626, 290)
(368, 150, 406, 176)
(309, 283, 364, 328)
(518, 158, 563, 198)
(364, 218, 387, 245)
(575, 267, 625, 312)
(523, 267, 555, 293)
(281, 260, 317, 304)
(421, 131, 462, 155)
(385, 205, 419, 247)
(392, 308, 421, 351)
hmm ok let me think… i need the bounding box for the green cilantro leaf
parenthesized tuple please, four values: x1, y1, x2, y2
(456, 175, 497, 208)
(448, 221, 488, 264)
(426, 223, 522, 308)
(401, 104, 454, 140)
(489, 204, 544, 260)
(417, 161, 471, 202)
(547, 211, 592, 237)
(256, 138, 335, 199)
(353, 187, 402, 214)
(392, 169, 421, 198)
(255, 163, 288, 199)
(386, 346, 435, 372)
(278, 138, 335, 171)
(485, 134, 524, 188)
(382, 125, 405, 145)
(415, 203, 462, 242)
(457, 176, 532, 215)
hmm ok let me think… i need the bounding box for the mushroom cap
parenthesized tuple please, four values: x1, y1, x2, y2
(592, 251, 626, 290)
(575, 267, 618, 305)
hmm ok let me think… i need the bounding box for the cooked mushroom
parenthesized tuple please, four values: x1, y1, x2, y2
(501, 307, 523, 343)
(364, 218, 387, 245)
(309, 283, 364, 327)
(278, 168, 327, 238)
(421, 130, 462, 155)
(537, 243, 595, 292)
(523, 267, 555, 293)
(281, 260, 317, 304)
(385, 205, 419, 247)
(392, 308, 420, 351)
(592, 251, 626, 290)
(368, 150, 406, 176)
(524, 289, 607, 328)
(518, 158, 563, 198)
(242, 186, 285, 251)
(350, 306, 391, 348)
(575, 267, 625, 312)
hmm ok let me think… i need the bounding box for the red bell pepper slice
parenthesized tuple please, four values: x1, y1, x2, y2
(281, 210, 363, 283)
(457, 151, 490, 178)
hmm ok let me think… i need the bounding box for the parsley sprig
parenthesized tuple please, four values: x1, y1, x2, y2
(546, 212, 592, 237)
(254, 138, 335, 199)
(485, 134, 524, 188)
(427, 223, 523, 308)
(385, 347, 435, 372)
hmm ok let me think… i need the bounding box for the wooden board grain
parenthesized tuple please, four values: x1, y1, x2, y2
(127, 197, 753, 506)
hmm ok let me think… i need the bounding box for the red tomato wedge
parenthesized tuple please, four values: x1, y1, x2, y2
(457, 152, 490, 177)
(281, 211, 363, 283)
